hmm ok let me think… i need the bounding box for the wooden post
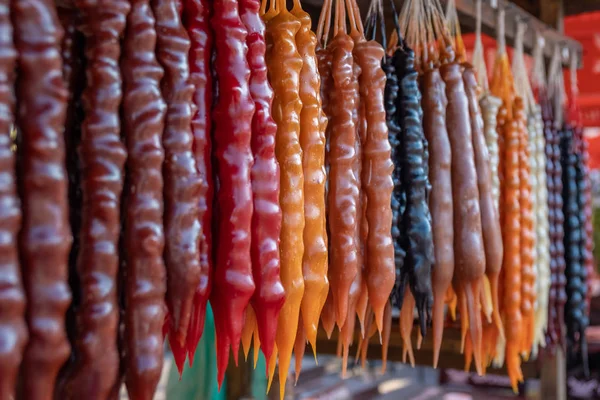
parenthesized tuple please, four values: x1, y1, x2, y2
(540, 348, 567, 400)
(539, 0, 564, 32)
(225, 352, 253, 400)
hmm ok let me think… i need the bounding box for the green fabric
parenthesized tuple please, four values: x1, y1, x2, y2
(166, 305, 225, 400)
(251, 351, 267, 399)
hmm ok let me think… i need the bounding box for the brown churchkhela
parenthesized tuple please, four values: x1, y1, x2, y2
(463, 64, 504, 346)
(351, 0, 395, 340)
(183, 0, 214, 364)
(0, 1, 26, 398)
(291, 0, 328, 355)
(420, 67, 453, 369)
(151, 0, 202, 348)
(13, 0, 73, 397)
(62, 0, 129, 397)
(441, 57, 485, 376)
(315, 0, 336, 340)
(121, 0, 168, 397)
(342, 0, 362, 369)
(326, 0, 360, 330)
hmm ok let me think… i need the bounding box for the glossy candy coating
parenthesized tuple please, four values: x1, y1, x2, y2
(210, 0, 256, 385)
(420, 68, 452, 368)
(0, 2, 26, 397)
(182, 0, 214, 363)
(240, 0, 284, 365)
(121, 0, 168, 397)
(327, 31, 359, 330)
(514, 97, 536, 357)
(355, 38, 394, 338)
(152, 0, 202, 351)
(65, 0, 129, 396)
(291, 1, 328, 354)
(264, 5, 305, 397)
(532, 105, 550, 354)
(397, 43, 433, 336)
(13, 0, 73, 396)
(441, 60, 485, 375)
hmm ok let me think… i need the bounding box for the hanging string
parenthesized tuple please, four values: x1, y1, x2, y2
(472, 0, 489, 91)
(548, 45, 565, 128)
(513, 20, 536, 116)
(346, 0, 359, 37)
(531, 32, 546, 93)
(496, 6, 506, 56)
(316, 0, 333, 47)
(445, 0, 465, 62)
(570, 52, 579, 101)
(475, 0, 482, 38)
(511, 20, 527, 111)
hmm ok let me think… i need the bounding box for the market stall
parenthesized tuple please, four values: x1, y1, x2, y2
(0, 0, 593, 399)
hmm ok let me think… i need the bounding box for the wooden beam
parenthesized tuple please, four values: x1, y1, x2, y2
(302, 0, 583, 68)
(564, 0, 600, 16)
(449, 0, 578, 67)
(508, 0, 539, 17)
(315, 323, 540, 380)
(539, 0, 564, 31)
(540, 348, 567, 400)
(225, 352, 253, 400)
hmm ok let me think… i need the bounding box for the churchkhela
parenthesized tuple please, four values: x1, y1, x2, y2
(182, 0, 214, 365)
(263, 0, 305, 396)
(120, 0, 168, 397)
(0, 0, 593, 398)
(211, 0, 256, 386)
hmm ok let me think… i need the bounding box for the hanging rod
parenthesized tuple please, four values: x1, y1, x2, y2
(450, 0, 582, 68)
(302, 0, 583, 68)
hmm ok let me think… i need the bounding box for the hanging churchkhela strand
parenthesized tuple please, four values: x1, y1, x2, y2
(470, 0, 504, 368)
(13, 0, 73, 397)
(182, 0, 214, 365)
(315, 0, 337, 340)
(341, 0, 364, 374)
(514, 95, 536, 360)
(62, 0, 129, 396)
(240, 0, 285, 367)
(556, 46, 590, 376)
(566, 51, 591, 375)
(263, 0, 305, 396)
(290, 0, 328, 360)
(397, 0, 434, 339)
(517, 29, 550, 359)
(379, 2, 406, 322)
(512, 21, 540, 359)
(546, 46, 567, 351)
(416, 0, 485, 375)
(413, 1, 454, 369)
(324, 0, 359, 334)
(532, 37, 564, 351)
(490, 8, 524, 390)
(211, 0, 256, 386)
(0, 2, 26, 398)
(152, 0, 203, 372)
(120, 0, 168, 398)
(358, 0, 395, 345)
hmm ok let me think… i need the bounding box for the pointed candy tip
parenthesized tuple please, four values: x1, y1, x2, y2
(325, 328, 333, 339)
(232, 341, 240, 366)
(279, 372, 287, 400)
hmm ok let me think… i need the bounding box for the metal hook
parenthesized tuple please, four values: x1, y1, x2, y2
(561, 45, 570, 62)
